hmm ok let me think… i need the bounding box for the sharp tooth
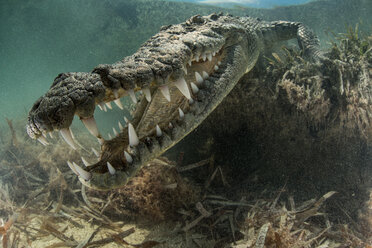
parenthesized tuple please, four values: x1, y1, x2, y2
(214, 65, 219, 71)
(113, 90, 119, 98)
(189, 98, 194, 104)
(124, 151, 133, 163)
(195, 54, 200, 62)
(98, 104, 102, 111)
(37, 136, 49, 146)
(124, 116, 129, 123)
(70, 129, 77, 140)
(143, 88, 151, 102)
(188, 60, 192, 66)
(103, 104, 107, 112)
(202, 53, 206, 61)
(118, 121, 124, 131)
(114, 99, 123, 110)
(67, 161, 79, 176)
(202, 71, 209, 79)
(107, 162, 116, 175)
(60, 128, 77, 150)
(168, 122, 173, 129)
(217, 61, 221, 66)
(159, 85, 171, 102)
(207, 53, 212, 61)
(156, 125, 162, 137)
(178, 108, 184, 119)
(128, 89, 137, 103)
(73, 162, 92, 181)
(81, 157, 90, 167)
(183, 67, 187, 75)
(105, 102, 112, 109)
(128, 123, 139, 147)
(174, 77, 191, 100)
(212, 51, 216, 56)
(108, 133, 112, 139)
(190, 82, 199, 94)
(195, 72, 203, 84)
(98, 138, 104, 145)
(113, 127, 118, 137)
(92, 147, 100, 157)
(81, 117, 100, 137)
(49, 132, 54, 138)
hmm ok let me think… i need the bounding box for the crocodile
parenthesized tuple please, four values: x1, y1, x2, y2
(26, 13, 323, 190)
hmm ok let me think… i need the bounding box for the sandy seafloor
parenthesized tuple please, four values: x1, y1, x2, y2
(29, 219, 185, 247)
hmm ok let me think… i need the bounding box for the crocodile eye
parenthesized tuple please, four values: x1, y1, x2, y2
(30, 98, 42, 112)
(210, 13, 220, 21)
(190, 15, 205, 24)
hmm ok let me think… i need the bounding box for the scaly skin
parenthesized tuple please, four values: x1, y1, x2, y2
(27, 14, 322, 190)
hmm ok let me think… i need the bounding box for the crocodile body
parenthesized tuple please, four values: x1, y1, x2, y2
(27, 14, 322, 190)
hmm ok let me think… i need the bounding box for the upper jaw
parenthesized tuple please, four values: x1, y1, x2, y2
(27, 14, 228, 144)
(91, 28, 226, 95)
(26, 72, 105, 143)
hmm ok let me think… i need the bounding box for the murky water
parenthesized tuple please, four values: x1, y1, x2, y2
(0, 0, 371, 247)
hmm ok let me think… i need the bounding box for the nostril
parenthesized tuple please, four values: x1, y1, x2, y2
(33, 103, 40, 110)
(30, 98, 42, 112)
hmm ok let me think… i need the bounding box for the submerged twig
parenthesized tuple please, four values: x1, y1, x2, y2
(255, 223, 270, 248)
(0, 213, 18, 248)
(76, 227, 100, 248)
(85, 227, 135, 247)
(40, 219, 77, 246)
(205, 166, 230, 188)
(5, 118, 18, 147)
(295, 191, 337, 223)
(177, 158, 210, 172)
(182, 202, 211, 232)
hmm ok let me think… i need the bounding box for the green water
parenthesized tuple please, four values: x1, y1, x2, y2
(0, 0, 371, 246)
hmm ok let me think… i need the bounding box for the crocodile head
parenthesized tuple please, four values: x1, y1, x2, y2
(26, 14, 260, 190)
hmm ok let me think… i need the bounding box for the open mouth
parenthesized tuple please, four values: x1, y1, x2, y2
(85, 48, 227, 190)
(26, 14, 258, 190)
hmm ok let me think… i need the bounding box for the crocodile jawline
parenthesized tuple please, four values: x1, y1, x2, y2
(85, 42, 256, 190)
(26, 13, 321, 190)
